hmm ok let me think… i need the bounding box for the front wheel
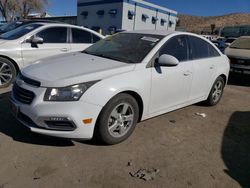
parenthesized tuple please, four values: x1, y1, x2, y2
(0, 57, 17, 88)
(206, 76, 225, 106)
(95, 93, 139, 145)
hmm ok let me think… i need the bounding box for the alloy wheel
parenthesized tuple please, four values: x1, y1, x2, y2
(108, 102, 135, 138)
(0, 62, 13, 86)
(212, 80, 223, 103)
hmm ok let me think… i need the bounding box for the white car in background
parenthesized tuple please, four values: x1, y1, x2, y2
(11, 31, 230, 145)
(0, 22, 104, 88)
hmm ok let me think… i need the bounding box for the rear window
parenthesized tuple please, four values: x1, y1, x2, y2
(230, 38, 250, 50)
(0, 24, 42, 40)
(189, 36, 220, 60)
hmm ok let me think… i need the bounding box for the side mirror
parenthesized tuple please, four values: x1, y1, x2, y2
(158, 54, 179, 67)
(26, 36, 43, 45)
(31, 37, 44, 44)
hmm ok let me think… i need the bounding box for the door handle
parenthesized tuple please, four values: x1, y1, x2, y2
(210, 65, 215, 70)
(184, 71, 192, 76)
(61, 48, 69, 52)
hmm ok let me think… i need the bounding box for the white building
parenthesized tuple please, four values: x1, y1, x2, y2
(77, 0, 178, 35)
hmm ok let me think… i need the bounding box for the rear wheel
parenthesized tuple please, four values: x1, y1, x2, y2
(95, 93, 139, 145)
(206, 76, 225, 106)
(0, 57, 16, 88)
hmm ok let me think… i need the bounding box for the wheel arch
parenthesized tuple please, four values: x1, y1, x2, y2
(0, 55, 20, 73)
(119, 90, 144, 122)
(219, 74, 227, 86)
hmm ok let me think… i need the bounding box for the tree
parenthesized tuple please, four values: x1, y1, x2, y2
(0, 0, 19, 21)
(18, 0, 48, 19)
(0, 0, 48, 21)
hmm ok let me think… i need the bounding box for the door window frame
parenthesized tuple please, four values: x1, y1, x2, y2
(69, 27, 101, 44)
(30, 26, 70, 44)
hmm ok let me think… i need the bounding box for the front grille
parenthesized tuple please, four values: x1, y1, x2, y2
(20, 74, 41, 87)
(13, 83, 35, 104)
(229, 57, 250, 66)
(44, 120, 76, 131)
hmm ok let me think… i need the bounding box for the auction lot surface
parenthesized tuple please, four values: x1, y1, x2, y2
(0, 73, 249, 188)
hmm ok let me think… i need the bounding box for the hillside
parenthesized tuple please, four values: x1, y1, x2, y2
(178, 13, 250, 33)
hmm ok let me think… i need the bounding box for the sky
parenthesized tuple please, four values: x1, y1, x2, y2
(47, 0, 250, 17)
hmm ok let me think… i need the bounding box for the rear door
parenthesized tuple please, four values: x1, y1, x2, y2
(188, 36, 221, 100)
(149, 35, 193, 114)
(21, 26, 70, 65)
(70, 28, 102, 52)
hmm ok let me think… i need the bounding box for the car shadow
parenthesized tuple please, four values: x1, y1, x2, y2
(0, 92, 74, 147)
(221, 111, 250, 187)
(228, 72, 250, 87)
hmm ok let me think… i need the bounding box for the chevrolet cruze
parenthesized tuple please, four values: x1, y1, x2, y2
(10, 31, 230, 145)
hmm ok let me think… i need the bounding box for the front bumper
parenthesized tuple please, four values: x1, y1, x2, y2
(10, 83, 103, 139)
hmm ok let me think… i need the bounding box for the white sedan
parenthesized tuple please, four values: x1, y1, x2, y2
(10, 30, 230, 145)
(0, 22, 104, 88)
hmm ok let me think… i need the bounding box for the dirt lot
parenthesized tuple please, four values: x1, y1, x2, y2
(0, 73, 249, 188)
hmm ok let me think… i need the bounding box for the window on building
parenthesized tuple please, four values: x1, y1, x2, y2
(142, 14, 149, 22)
(169, 20, 174, 28)
(109, 9, 117, 15)
(128, 10, 135, 20)
(161, 19, 167, 26)
(160, 35, 189, 62)
(97, 10, 105, 16)
(36, 27, 67, 43)
(71, 28, 92, 43)
(152, 16, 158, 24)
(81, 11, 88, 19)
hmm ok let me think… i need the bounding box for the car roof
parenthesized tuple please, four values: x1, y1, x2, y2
(14, 20, 61, 24)
(123, 30, 176, 36)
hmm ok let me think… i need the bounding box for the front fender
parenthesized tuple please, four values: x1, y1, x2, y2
(80, 68, 151, 118)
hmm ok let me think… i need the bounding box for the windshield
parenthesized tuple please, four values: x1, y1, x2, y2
(0, 21, 24, 33)
(230, 38, 250, 50)
(0, 23, 42, 40)
(83, 33, 164, 63)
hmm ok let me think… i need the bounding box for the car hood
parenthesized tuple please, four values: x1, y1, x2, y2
(0, 39, 8, 45)
(21, 52, 136, 87)
(225, 47, 250, 59)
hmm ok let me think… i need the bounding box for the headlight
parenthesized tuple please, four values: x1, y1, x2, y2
(44, 81, 99, 101)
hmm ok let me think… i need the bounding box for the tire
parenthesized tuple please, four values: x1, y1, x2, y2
(95, 93, 139, 145)
(0, 57, 17, 89)
(206, 76, 225, 106)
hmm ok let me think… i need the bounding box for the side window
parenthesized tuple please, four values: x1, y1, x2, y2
(36, 27, 67, 43)
(208, 43, 220, 57)
(189, 36, 220, 60)
(160, 35, 189, 62)
(72, 28, 91, 43)
(92, 34, 101, 43)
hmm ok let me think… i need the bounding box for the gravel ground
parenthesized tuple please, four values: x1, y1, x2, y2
(0, 72, 249, 188)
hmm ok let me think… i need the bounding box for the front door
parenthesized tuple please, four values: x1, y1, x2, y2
(21, 26, 71, 66)
(149, 35, 193, 114)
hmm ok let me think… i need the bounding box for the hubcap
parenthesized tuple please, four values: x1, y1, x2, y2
(212, 80, 223, 103)
(108, 103, 134, 138)
(0, 62, 12, 86)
